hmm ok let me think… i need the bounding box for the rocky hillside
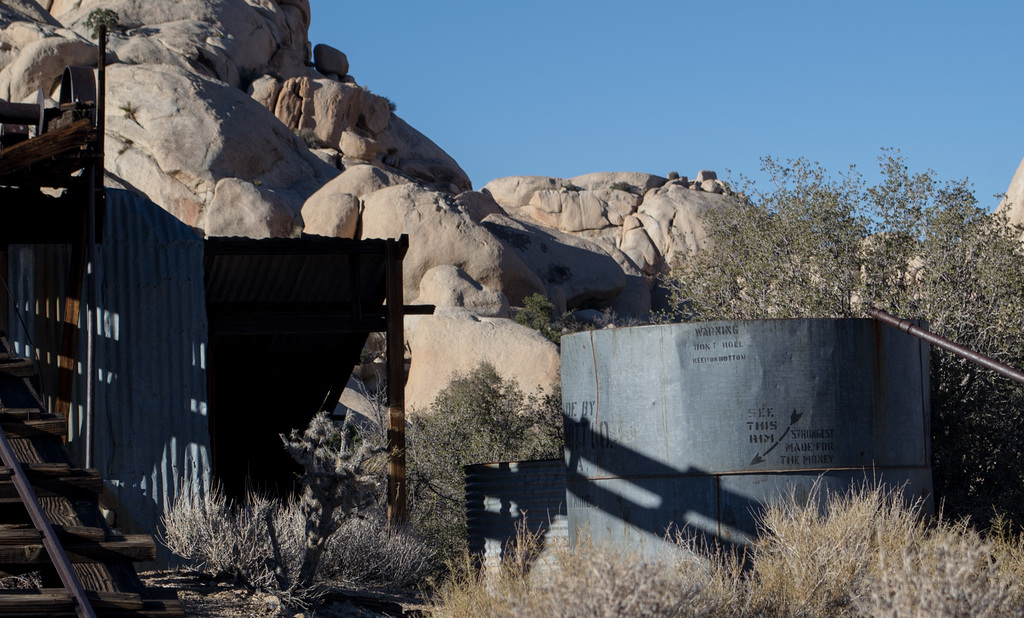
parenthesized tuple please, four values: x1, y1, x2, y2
(1, 0, 743, 409)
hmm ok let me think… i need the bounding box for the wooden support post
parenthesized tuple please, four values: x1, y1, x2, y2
(385, 236, 407, 525)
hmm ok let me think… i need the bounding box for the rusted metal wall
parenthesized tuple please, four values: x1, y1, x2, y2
(7, 189, 211, 541)
(561, 319, 932, 556)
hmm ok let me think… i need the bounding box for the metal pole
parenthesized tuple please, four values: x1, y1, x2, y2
(867, 306, 1024, 385)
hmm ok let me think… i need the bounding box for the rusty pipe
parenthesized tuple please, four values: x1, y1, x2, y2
(867, 306, 1024, 385)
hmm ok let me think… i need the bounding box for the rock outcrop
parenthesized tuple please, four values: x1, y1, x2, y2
(999, 156, 1024, 237)
(0, 0, 742, 414)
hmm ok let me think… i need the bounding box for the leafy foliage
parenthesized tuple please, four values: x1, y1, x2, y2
(662, 151, 1024, 525)
(85, 8, 120, 39)
(407, 362, 563, 566)
(514, 293, 561, 343)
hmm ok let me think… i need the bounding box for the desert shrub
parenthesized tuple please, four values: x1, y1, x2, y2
(85, 8, 120, 39)
(432, 481, 1024, 617)
(855, 525, 1024, 618)
(162, 413, 431, 600)
(668, 170, 680, 180)
(294, 127, 325, 149)
(514, 293, 561, 343)
(609, 181, 636, 194)
(562, 182, 584, 192)
(661, 151, 1024, 526)
(407, 362, 562, 566)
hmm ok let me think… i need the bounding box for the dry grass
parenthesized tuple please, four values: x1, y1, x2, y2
(430, 481, 1024, 618)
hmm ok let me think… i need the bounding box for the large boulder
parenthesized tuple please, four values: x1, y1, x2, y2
(55, 0, 311, 86)
(360, 184, 544, 303)
(405, 308, 559, 412)
(568, 171, 667, 193)
(103, 63, 337, 236)
(0, 31, 95, 102)
(414, 265, 511, 318)
(481, 175, 563, 209)
(999, 156, 1024, 236)
(301, 183, 359, 239)
(480, 214, 626, 312)
(631, 183, 731, 272)
(323, 163, 412, 198)
(521, 187, 639, 234)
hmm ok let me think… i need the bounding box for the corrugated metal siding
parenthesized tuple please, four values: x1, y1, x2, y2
(465, 459, 568, 577)
(7, 189, 211, 539)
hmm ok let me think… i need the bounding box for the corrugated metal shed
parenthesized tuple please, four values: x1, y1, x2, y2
(7, 189, 211, 536)
(204, 236, 395, 498)
(5, 190, 410, 534)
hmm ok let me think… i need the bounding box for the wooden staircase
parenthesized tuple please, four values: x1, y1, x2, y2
(0, 335, 183, 616)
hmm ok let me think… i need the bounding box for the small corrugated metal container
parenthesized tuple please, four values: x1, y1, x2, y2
(561, 319, 932, 556)
(465, 459, 568, 575)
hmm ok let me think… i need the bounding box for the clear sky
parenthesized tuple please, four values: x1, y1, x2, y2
(307, 1, 1023, 209)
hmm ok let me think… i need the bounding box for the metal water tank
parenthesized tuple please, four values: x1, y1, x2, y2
(465, 460, 568, 575)
(561, 319, 932, 555)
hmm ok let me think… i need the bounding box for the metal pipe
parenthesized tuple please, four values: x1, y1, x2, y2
(867, 306, 1024, 385)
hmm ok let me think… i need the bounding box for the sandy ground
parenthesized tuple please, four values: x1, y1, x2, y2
(139, 570, 428, 618)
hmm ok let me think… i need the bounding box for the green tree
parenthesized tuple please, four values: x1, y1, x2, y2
(407, 362, 562, 565)
(662, 151, 1024, 525)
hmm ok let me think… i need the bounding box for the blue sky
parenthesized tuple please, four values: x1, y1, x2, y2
(308, 1, 1022, 208)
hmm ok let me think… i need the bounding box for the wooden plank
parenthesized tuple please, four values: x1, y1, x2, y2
(386, 236, 407, 525)
(0, 472, 103, 500)
(0, 410, 49, 422)
(0, 119, 93, 177)
(0, 360, 36, 379)
(0, 588, 143, 612)
(0, 535, 155, 564)
(1, 419, 67, 439)
(207, 313, 387, 335)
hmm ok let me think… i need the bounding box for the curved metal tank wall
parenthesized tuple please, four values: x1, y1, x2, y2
(561, 319, 932, 554)
(465, 460, 568, 575)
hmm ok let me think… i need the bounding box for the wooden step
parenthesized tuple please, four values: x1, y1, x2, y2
(0, 533, 156, 565)
(0, 360, 35, 380)
(0, 409, 49, 422)
(0, 418, 66, 439)
(0, 467, 103, 501)
(0, 589, 183, 616)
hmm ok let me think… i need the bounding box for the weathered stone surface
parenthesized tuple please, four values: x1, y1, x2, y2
(569, 171, 667, 193)
(359, 92, 390, 135)
(405, 308, 559, 412)
(3, 0, 60, 26)
(360, 184, 544, 304)
(522, 187, 638, 233)
(309, 78, 364, 147)
(339, 129, 379, 161)
(205, 177, 303, 238)
(998, 156, 1024, 236)
(103, 63, 336, 236)
(301, 188, 359, 239)
(327, 163, 411, 197)
(633, 183, 730, 270)
(454, 191, 504, 223)
(696, 169, 718, 182)
(56, 0, 311, 87)
(481, 175, 563, 208)
(620, 214, 662, 275)
(414, 265, 511, 318)
(0, 34, 95, 102)
(481, 214, 626, 310)
(387, 114, 471, 192)
(313, 43, 347, 76)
